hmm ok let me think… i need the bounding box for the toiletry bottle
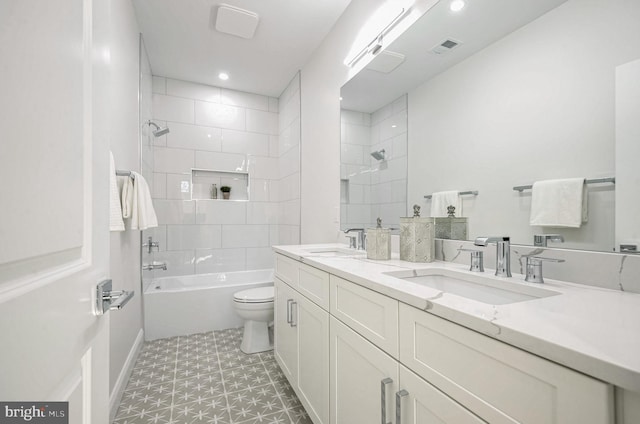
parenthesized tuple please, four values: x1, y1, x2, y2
(211, 184, 218, 199)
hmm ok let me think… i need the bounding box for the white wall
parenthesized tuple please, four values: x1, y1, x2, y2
(300, 0, 438, 243)
(615, 59, 640, 252)
(278, 73, 302, 245)
(108, 0, 144, 402)
(407, 0, 640, 251)
(143, 77, 280, 277)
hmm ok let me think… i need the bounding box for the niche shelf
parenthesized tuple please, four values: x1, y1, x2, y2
(191, 168, 249, 201)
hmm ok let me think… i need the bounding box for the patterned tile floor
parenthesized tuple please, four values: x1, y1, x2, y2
(113, 327, 312, 424)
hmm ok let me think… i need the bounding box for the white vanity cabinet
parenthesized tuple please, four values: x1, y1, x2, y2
(274, 257, 330, 424)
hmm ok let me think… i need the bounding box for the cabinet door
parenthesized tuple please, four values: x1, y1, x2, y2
(297, 294, 330, 424)
(399, 365, 486, 424)
(274, 278, 298, 383)
(330, 317, 399, 424)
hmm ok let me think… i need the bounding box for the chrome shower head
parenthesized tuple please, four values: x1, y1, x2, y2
(147, 120, 170, 137)
(370, 149, 386, 161)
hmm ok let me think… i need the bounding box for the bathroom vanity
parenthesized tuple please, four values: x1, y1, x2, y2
(272, 244, 640, 424)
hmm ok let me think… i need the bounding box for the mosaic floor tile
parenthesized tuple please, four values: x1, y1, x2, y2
(114, 327, 308, 424)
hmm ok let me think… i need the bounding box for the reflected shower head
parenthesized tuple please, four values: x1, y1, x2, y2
(370, 149, 386, 161)
(147, 120, 170, 137)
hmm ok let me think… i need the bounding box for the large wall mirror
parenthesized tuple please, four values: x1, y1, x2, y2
(340, 0, 640, 252)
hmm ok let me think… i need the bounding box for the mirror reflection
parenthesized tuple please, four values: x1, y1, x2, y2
(340, 0, 640, 252)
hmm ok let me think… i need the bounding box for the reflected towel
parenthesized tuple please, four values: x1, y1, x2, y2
(129, 172, 158, 230)
(530, 178, 587, 228)
(109, 152, 125, 231)
(430, 191, 460, 217)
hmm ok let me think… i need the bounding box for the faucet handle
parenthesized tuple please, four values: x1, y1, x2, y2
(533, 234, 565, 247)
(346, 235, 357, 249)
(458, 248, 484, 272)
(525, 256, 565, 283)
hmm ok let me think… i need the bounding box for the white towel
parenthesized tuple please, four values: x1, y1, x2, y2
(109, 152, 125, 231)
(430, 191, 461, 217)
(529, 178, 588, 228)
(128, 172, 158, 230)
(121, 174, 134, 219)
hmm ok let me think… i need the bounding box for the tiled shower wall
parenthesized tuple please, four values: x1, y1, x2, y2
(277, 73, 301, 245)
(143, 77, 284, 277)
(340, 94, 408, 230)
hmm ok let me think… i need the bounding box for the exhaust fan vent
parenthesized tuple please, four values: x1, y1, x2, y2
(430, 38, 463, 55)
(215, 4, 259, 39)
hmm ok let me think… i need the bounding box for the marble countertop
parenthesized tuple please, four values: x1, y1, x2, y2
(273, 243, 640, 392)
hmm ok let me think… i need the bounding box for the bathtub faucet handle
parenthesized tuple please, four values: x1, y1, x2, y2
(143, 236, 160, 254)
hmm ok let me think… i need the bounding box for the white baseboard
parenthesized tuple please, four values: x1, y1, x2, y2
(109, 329, 144, 421)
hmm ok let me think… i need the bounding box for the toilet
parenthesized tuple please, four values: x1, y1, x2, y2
(233, 286, 274, 354)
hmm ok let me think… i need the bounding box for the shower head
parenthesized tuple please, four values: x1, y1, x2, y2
(370, 149, 386, 161)
(147, 120, 170, 137)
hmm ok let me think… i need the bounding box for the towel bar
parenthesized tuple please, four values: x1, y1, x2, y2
(116, 170, 135, 180)
(424, 190, 478, 200)
(513, 177, 615, 192)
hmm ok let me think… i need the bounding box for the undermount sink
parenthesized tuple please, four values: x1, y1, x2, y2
(384, 268, 560, 305)
(302, 247, 365, 257)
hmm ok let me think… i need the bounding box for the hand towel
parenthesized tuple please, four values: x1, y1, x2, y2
(129, 172, 158, 230)
(121, 173, 134, 219)
(430, 191, 461, 217)
(529, 178, 588, 228)
(109, 152, 125, 231)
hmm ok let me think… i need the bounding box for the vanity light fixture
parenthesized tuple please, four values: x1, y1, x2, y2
(218, 72, 229, 81)
(450, 0, 465, 12)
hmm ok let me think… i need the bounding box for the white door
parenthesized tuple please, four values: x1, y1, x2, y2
(330, 317, 399, 424)
(296, 293, 329, 424)
(0, 0, 111, 422)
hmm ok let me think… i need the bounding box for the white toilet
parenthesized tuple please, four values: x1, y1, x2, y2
(233, 286, 274, 354)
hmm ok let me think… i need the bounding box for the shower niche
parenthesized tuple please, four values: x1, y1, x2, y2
(191, 168, 249, 201)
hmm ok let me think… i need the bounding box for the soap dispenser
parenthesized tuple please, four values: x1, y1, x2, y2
(400, 205, 435, 262)
(366, 218, 391, 260)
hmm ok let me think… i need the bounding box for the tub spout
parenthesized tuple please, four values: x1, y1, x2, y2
(143, 262, 167, 271)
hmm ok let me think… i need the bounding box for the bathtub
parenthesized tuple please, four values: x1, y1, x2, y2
(143, 269, 273, 340)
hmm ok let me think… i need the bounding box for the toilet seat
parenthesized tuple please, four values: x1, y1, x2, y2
(233, 286, 274, 303)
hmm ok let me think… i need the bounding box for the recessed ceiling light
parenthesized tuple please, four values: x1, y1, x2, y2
(450, 0, 465, 12)
(218, 72, 229, 81)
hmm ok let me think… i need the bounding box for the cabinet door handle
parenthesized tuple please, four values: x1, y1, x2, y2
(381, 378, 393, 424)
(396, 389, 408, 424)
(291, 301, 298, 327)
(286, 299, 293, 325)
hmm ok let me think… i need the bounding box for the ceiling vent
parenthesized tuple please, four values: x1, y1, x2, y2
(430, 38, 463, 55)
(366, 50, 406, 74)
(215, 4, 259, 39)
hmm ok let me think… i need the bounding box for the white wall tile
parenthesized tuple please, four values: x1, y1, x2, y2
(268, 97, 279, 113)
(249, 179, 271, 202)
(166, 173, 192, 200)
(279, 119, 300, 154)
(154, 147, 194, 174)
(269, 136, 279, 157)
(153, 200, 196, 224)
(152, 76, 166, 94)
(153, 173, 167, 199)
(248, 156, 278, 179)
(195, 248, 246, 273)
(196, 200, 247, 224)
(279, 200, 300, 226)
(220, 89, 269, 111)
(153, 94, 194, 123)
(167, 224, 222, 250)
(221, 129, 269, 156)
(221, 225, 270, 248)
(167, 123, 222, 152)
(246, 109, 278, 135)
(247, 202, 279, 225)
(195, 101, 245, 131)
(341, 143, 364, 165)
(195, 151, 247, 172)
(279, 146, 300, 179)
(270, 224, 279, 246)
(246, 247, 274, 270)
(167, 78, 220, 103)
(150, 250, 195, 277)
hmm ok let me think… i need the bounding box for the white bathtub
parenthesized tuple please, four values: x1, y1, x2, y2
(143, 269, 273, 340)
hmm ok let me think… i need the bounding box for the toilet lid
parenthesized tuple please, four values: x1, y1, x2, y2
(234, 286, 274, 303)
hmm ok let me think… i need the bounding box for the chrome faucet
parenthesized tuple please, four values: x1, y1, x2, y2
(143, 236, 160, 254)
(344, 228, 366, 251)
(474, 236, 511, 277)
(143, 262, 167, 271)
(533, 234, 564, 247)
